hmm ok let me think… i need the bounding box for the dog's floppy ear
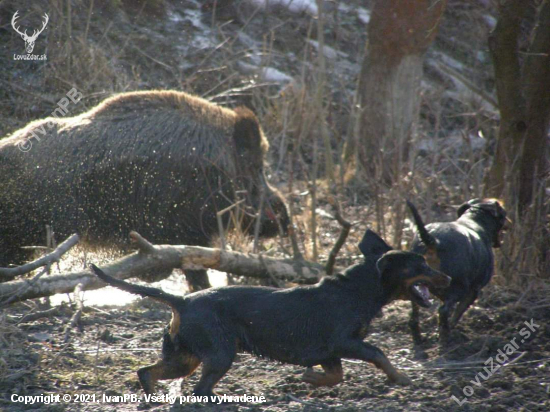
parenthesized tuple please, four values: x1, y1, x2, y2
(457, 198, 479, 217)
(359, 229, 393, 258)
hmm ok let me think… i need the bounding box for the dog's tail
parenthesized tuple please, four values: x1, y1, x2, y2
(90, 264, 183, 310)
(406, 200, 437, 248)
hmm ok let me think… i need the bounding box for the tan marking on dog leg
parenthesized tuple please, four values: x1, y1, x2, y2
(302, 362, 344, 387)
(424, 246, 441, 271)
(371, 355, 412, 386)
(169, 309, 180, 340)
(138, 354, 201, 395)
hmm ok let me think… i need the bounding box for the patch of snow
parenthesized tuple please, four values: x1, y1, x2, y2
(433, 52, 465, 72)
(238, 62, 293, 84)
(168, 3, 215, 49)
(184, 7, 207, 30)
(248, 0, 318, 15)
(238, 32, 262, 65)
(448, 133, 487, 152)
(416, 138, 436, 153)
(476, 51, 487, 63)
(191, 34, 215, 49)
(262, 67, 293, 83)
(238, 32, 260, 49)
(307, 39, 346, 60)
(338, 3, 351, 13)
(168, 11, 184, 23)
(482, 14, 497, 30)
(357, 7, 371, 24)
(415, 132, 487, 156)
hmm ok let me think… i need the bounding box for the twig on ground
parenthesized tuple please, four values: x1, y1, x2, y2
(325, 197, 352, 276)
(17, 307, 62, 325)
(63, 283, 84, 343)
(286, 393, 324, 407)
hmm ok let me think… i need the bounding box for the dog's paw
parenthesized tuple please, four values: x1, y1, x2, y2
(302, 367, 342, 387)
(302, 367, 328, 387)
(391, 373, 412, 386)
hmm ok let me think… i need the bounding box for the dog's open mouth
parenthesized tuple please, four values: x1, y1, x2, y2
(410, 283, 432, 308)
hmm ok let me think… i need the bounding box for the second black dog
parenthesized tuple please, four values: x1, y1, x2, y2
(90, 229, 450, 398)
(407, 198, 508, 343)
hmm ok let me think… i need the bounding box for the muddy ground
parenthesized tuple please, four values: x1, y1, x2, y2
(2, 281, 549, 412)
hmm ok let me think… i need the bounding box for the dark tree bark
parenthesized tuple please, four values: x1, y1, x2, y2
(486, 0, 550, 212)
(486, 0, 550, 278)
(485, 0, 527, 197)
(518, 0, 550, 209)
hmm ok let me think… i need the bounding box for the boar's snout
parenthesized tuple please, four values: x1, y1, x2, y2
(263, 192, 290, 237)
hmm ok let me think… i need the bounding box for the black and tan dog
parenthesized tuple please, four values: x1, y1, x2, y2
(407, 199, 508, 343)
(90, 229, 450, 398)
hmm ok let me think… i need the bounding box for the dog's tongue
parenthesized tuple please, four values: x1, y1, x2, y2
(414, 285, 431, 305)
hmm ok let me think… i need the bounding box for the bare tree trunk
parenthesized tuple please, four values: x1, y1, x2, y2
(357, 0, 447, 184)
(485, 0, 550, 279)
(485, 0, 550, 212)
(518, 0, 550, 210)
(485, 0, 527, 198)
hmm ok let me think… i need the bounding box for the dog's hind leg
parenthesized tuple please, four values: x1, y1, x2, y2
(409, 302, 424, 344)
(338, 341, 411, 386)
(438, 296, 459, 343)
(138, 353, 201, 395)
(193, 351, 235, 398)
(450, 289, 478, 328)
(302, 359, 344, 387)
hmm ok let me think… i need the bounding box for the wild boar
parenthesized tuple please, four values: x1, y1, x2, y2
(0, 90, 289, 290)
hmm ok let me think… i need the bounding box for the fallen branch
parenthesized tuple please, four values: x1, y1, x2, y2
(433, 61, 498, 110)
(0, 266, 51, 308)
(0, 232, 324, 305)
(18, 306, 63, 324)
(0, 234, 80, 281)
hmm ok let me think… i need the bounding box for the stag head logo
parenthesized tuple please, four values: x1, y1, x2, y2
(12, 11, 49, 54)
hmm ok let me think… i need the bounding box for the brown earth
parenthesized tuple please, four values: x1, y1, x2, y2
(2, 279, 549, 412)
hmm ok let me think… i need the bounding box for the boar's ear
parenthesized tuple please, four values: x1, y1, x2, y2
(233, 107, 264, 152)
(358, 229, 392, 258)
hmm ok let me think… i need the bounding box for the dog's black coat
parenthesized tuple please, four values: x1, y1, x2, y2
(90, 229, 449, 397)
(407, 198, 507, 343)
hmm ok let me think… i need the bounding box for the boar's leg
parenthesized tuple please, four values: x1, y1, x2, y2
(185, 269, 211, 292)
